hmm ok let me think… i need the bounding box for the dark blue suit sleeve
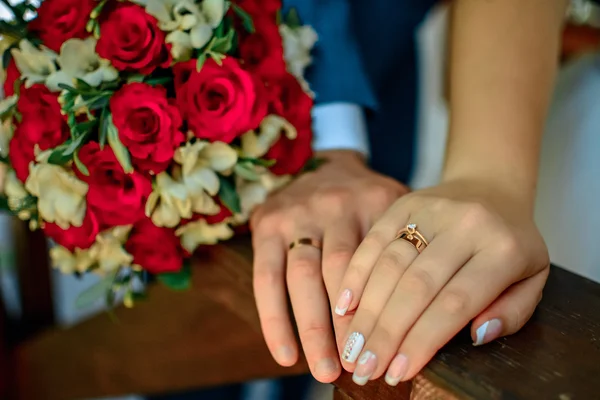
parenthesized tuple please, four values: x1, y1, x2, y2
(283, 0, 378, 109)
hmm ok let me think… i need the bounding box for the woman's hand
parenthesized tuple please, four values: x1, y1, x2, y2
(250, 150, 408, 383)
(333, 178, 549, 385)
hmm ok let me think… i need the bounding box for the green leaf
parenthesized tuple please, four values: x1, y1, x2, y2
(143, 76, 172, 86)
(210, 27, 235, 54)
(9, 194, 36, 213)
(0, 196, 10, 212)
(234, 162, 260, 181)
(2, 48, 11, 70)
(217, 175, 241, 214)
(73, 150, 89, 176)
(106, 113, 134, 174)
(232, 4, 255, 33)
(239, 157, 276, 168)
(157, 262, 191, 292)
(196, 53, 208, 72)
(285, 7, 302, 28)
(301, 157, 327, 173)
(127, 74, 145, 84)
(209, 52, 225, 66)
(47, 144, 73, 165)
(75, 270, 118, 310)
(98, 107, 109, 148)
(57, 83, 78, 93)
(75, 78, 93, 91)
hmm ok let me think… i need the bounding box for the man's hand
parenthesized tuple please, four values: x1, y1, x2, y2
(250, 150, 408, 382)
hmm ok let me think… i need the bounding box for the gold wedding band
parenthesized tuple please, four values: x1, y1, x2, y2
(395, 223, 429, 254)
(289, 238, 322, 251)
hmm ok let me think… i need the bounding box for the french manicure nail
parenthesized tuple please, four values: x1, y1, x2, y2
(385, 353, 409, 386)
(342, 332, 365, 363)
(352, 351, 377, 385)
(474, 319, 503, 346)
(335, 289, 352, 316)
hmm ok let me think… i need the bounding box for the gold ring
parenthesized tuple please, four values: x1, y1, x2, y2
(395, 223, 429, 253)
(289, 238, 322, 251)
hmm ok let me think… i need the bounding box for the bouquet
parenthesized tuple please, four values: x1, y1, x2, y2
(0, 0, 318, 307)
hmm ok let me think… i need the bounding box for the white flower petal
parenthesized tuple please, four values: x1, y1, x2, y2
(190, 23, 213, 49)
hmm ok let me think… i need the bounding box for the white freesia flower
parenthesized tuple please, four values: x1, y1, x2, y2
(233, 172, 292, 225)
(46, 38, 118, 92)
(4, 169, 33, 221)
(0, 96, 17, 158)
(174, 140, 237, 213)
(136, 0, 227, 61)
(279, 24, 318, 94)
(175, 218, 234, 253)
(88, 228, 134, 274)
(0, 35, 18, 85)
(11, 40, 57, 88)
(145, 172, 193, 228)
(49, 246, 96, 274)
(49, 225, 133, 275)
(241, 115, 297, 158)
(25, 163, 89, 229)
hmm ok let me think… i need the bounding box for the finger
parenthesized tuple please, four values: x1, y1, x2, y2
(471, 267, 549, 346)
(253, 233, 298, 367)
(339, 237, 419, 370)
(287, 229, 341, 383)
(391, 252, 522, 383)
(334, 200, 411, 317)
(345, 232, 471, 382)
(321, 217, 362, 346)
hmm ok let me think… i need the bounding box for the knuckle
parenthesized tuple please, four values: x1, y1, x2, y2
(300, 324, 331, 340)
(362, 231, 389, 252)
(439, 289, 470, 315)
(313, 188, 351, 212)
(495, 232, 523, 261)
(369, 323, 394, 348)
(254, 269, 283, 288)
(367, 184, 397, 205)
(377, 250, 409, 277)
(288, 257, 320, 280)
(324, 247, 355, 270)
(253, 211, 284, 233)
(459, 201, 494, 229)
(402, 268, 436, 300)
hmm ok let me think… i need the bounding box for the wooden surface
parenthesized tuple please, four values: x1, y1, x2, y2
(12, 239, 308, 400)
(334, 265, 600, 400)
(11, 237, 600, 400)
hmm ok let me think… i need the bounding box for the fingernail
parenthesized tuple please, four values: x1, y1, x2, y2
(335, 289, 352, 316)
(352, 351, 377, 385)
(385, 353, 409, 386)
(474, 319, 503, 346)
(315, 358, 338, 377)
(342, 332, 365, 363)
(276, 345, 294, 364)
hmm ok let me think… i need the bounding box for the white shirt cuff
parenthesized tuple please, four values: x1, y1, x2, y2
(311, 103, 370, 156)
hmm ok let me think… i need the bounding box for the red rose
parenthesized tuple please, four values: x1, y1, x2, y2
(265, 74, 313, 175)
(110, 83, 184, 174)
(28, 0, 96, 52)
(3, 59, 19, 97)
(239, 16, 286, 78)
(173, 58, 267, 143)
(96, 3, 171, 75)
(233, 0, 281, 17)
(76, 142, 152, 227)
(9, 85, 69, 182)
(44, 208, 100, 252)
(125, 218, 184, 274)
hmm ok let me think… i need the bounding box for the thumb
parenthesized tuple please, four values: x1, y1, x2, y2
(471, 267, 549, 346)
